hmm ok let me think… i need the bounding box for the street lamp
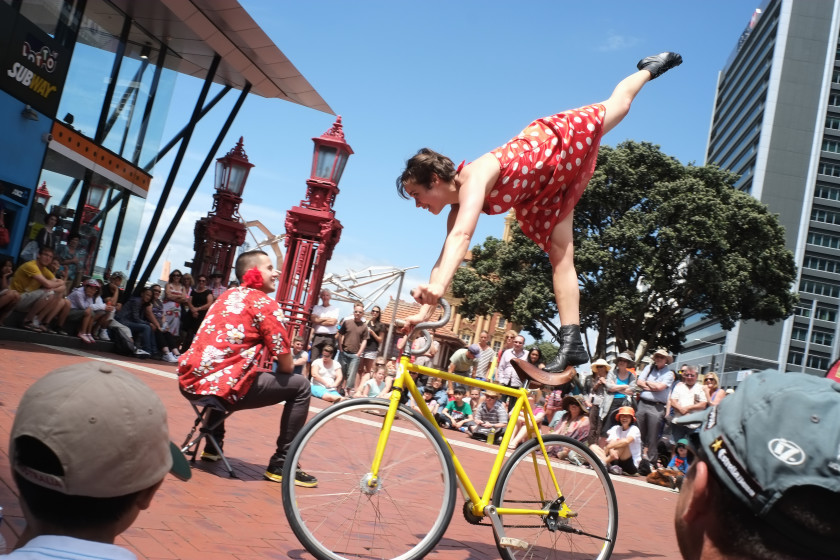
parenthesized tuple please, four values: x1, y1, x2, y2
(310, 116, 353, 186)
(35, 181, 51, 208)
(214, 137, 254, 197)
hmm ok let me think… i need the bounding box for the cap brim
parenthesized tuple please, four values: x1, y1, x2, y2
(169, 442, 192, 481)
(672, 409, 709, 426)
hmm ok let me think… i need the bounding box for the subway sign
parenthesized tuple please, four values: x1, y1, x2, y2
(1, 5, 70, 118)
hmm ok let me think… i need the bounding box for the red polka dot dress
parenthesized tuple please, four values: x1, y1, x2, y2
(482, 103, 605, 252)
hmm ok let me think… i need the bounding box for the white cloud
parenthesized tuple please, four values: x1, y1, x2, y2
(597, 32, 640, 52)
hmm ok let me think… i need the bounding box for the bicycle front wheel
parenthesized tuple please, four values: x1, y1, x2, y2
(282, 398, 457, 560)
(492, 434, 618, 560)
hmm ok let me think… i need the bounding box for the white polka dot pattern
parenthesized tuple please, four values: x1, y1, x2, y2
(483, 104, 605, 252)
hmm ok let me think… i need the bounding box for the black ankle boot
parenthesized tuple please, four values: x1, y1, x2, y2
(544, 325, 589, 373)
(636, 52, 683, 80)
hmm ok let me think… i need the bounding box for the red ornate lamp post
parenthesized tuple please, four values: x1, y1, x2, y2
(34, 181, 51, 208)
(188, 137, 254, 281)
(81, 183, 106, 224)
(276, 116, 353, 337)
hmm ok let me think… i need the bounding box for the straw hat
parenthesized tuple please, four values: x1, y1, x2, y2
(590, 358, 611, 372)
(651, 348, 673, 365)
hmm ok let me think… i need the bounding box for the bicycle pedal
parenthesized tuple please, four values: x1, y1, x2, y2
(499, 537, 529, 550)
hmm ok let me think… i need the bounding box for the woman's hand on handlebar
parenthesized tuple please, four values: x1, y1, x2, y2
(403, 310, 431, 334)
(411, 283, 444, 306)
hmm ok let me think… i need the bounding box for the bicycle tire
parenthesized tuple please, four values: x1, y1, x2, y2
(492, 434, 618, 560)
(281, 398, 457, 560)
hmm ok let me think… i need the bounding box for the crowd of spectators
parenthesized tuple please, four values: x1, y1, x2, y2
(0, 248, 232, 362)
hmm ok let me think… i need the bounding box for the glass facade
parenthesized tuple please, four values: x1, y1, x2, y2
(8, 0, 177, 281)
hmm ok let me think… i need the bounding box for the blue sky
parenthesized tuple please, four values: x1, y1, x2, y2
(136, 0, 763, 324)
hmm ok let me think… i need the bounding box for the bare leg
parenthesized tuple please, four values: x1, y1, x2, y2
(547, 212, 579, 325)
(599, 70, 651, 135)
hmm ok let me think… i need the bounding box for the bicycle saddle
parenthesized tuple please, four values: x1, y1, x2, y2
(511, 358, 577, 388)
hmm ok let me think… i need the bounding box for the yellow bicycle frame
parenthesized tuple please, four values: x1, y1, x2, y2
(368, 354, 576, 520)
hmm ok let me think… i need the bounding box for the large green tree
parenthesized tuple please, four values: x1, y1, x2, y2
(452, 141, 798, 358)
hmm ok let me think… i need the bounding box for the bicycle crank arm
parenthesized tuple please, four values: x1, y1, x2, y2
(484, 505, 529, 550)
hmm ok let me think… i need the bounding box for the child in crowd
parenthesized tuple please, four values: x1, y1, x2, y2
(438, 387, 474, 432)
(359, 365, 390, 399)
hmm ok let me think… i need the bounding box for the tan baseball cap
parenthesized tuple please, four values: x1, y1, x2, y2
(11, 362, 191, 498)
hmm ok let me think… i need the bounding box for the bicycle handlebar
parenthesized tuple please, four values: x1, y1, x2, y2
(407, 298, 451, 357)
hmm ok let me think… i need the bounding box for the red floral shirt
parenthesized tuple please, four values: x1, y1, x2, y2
(178, 287, 289, 403)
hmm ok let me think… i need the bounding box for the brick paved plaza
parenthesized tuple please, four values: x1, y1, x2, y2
(0, 339, 681, 559)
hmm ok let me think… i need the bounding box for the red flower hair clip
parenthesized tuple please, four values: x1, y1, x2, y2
(241, 267, 263, 289)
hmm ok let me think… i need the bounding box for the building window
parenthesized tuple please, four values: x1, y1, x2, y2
(799, 279, 840, 298)
(815, 183, 840, 199)
(811, 329, 834, 346)
(493, 341, 501, 352)
(808, 231, 840, 249)
(831, 93, 840, 107)
(811, 208, 840, 225)
(815, 305, 838, 322)
(791, 327, 808, 342)
(827, 116, 840, 129)
(497, 317, 506, 329)
(807, 353, 830, 370)
(803, 255, 840, 274)
(793, 301, 812, 318)
(817, 162, 840, 177)
(460, 332, 472, 343)
(787, 350, 803, 366)
(822, 140, 840, 155)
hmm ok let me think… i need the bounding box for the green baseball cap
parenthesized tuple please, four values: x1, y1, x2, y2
(675, 370, 840, 556)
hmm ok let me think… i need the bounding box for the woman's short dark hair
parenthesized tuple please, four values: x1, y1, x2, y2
(396, 148, 456, 199)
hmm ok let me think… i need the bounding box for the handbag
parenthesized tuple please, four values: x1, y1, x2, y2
(0, 209, 9, 247)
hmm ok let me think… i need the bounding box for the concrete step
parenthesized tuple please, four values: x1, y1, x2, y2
(0, 325, 115, 352)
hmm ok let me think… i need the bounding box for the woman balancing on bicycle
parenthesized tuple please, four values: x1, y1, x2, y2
(399, 52, 682, 374)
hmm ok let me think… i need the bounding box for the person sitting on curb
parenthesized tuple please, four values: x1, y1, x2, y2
(469, 390, 508, 442)
(309, 343, 346, 403)
(673, 370, 840, 560)
(6, 362, 190, 557)
(66, 278, 109, 343)
(10, 246, 68, 333)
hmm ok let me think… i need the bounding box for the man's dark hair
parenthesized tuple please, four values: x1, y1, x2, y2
(704, 467, 840, 559)
(234, 250, 269, 282)
(293, 335, 304, 344)
(453, 387, 466, 396)
(38, 245, 54, 256)
(13, 435, 141, 529)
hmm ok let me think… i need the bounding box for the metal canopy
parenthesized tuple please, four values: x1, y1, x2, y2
(109, 0, 333, 114)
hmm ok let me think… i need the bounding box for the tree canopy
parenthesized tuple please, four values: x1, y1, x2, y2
(451, 141, 798, 358)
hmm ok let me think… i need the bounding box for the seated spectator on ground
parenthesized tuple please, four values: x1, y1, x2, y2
(290, 335, 309, 375)
(10, 246, 69, 334)
(97, 271, 133, 343)
(114, 287, 154, 357)
(359, 365, 391, 399)
(591, 406, 643, 476)
(67, 278, 109, 344)
(549, 395, 590, 461)
(178, 249, 317, 487)
(466, 387, 484, 408)
(143, 284, 179, 363)
(428, 377, 449, 409)
(414, 385, 440, 415)
(309, 344, 346, 403)
(469, 390, 508, 441)
(673, 371, 840, 560)
(437, 386, 475, 431)
(0, 255, 21, 325)
(7, 362, 190, 557)
(508, 389, 546, 450)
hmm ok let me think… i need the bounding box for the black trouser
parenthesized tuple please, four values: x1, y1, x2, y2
(191, 371, 311, 467)
(310, 334, 336, 362)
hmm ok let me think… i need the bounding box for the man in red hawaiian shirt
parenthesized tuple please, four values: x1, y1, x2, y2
(178, 250, 316, 487)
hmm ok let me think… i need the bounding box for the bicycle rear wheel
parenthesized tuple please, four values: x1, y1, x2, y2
(492, 434, 618, 560)
(282, 398, 457, 560)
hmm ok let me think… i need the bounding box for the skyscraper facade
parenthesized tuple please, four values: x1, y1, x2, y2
(682, 0, 840, 377)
